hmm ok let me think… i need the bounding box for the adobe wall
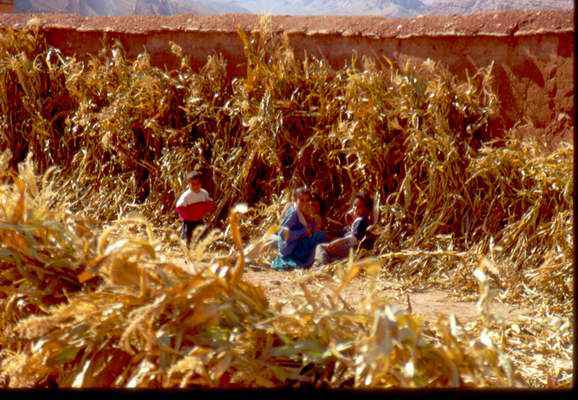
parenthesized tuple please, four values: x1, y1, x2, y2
(0, 10, 574, 138)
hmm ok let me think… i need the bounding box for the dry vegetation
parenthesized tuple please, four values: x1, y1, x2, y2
(0, 19, 573, 388)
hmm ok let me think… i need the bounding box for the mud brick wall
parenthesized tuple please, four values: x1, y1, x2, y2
(0, 10, 574, 137)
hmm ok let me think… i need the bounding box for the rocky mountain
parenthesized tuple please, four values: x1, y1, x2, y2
(230, 0, 573, 16)
(14, 0, 574, 16)
(14, 0, 250, 16)
(421, 0, 574, 15)
(228, 0, 428, 16)
(15, 0, 132, 15)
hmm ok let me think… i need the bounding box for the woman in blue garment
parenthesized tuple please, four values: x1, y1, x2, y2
(271, 187, 326, 270)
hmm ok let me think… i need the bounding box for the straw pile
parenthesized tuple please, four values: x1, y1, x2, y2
(0, 20, 573, 388)
(0, 160, 520, 388)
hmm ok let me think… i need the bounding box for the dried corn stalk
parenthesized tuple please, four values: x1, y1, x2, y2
(0, 21, 573, 388)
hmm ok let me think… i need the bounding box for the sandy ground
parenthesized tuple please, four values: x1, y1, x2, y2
(241, 267, 528, 323)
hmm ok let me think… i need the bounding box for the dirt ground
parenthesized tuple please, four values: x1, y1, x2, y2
(241, 267, 528, 323)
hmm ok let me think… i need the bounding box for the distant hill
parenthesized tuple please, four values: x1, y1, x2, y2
(14, 0, 250, 16)
(227, 0, 428, 17)
(420, 0, 574, 16)
(15, 0, 133, 15)
(228, 0, 574, 16)
(14, 0, 574, 16)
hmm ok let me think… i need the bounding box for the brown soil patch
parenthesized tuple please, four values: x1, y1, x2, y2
(242, 268, 528, 323)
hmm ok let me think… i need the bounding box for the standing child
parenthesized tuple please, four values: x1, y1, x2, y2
(312, 192, 372, 267)
(176, 171, 215, 245)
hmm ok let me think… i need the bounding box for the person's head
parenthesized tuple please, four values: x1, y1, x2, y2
(293, 186, 312, 213)
(187, 171, 202, 193)
(309, 194, 322, 216)
(351, 192, 372, 219)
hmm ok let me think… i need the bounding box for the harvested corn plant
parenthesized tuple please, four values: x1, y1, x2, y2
(1, 167, 519, 388)
(0, 22, 573, 388)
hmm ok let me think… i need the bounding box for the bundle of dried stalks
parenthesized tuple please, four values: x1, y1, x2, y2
(0, 167, 519, 388)
(0, 154, 97, 336)
(0, 23, 498, 230)
(371, 137, 573, 317)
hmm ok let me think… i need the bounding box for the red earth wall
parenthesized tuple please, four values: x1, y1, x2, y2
(0, 10, 574, 138)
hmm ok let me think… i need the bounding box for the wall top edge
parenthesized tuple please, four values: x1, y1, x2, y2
(0, 9, 574, 38)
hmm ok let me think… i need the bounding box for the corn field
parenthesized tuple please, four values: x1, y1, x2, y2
(0, 21, 573, 388)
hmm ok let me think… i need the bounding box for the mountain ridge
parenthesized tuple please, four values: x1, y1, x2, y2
(14, 0, 574, 17)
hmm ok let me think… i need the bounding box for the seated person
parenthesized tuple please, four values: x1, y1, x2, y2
(271, 187, 326, 270)
(312, 192, 372, 267)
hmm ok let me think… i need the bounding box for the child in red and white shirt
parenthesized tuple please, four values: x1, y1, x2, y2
(176, 171, 215, 244)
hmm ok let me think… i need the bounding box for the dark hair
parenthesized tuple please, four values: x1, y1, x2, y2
(186, 170, 202, 182)
(293, 186, 310, 201)
(353, 192, 372, 212)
